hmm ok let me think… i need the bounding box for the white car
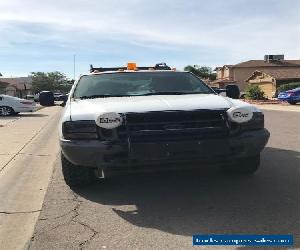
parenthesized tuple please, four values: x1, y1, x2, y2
(59, 63, 270, 187)
(0, 94, 36, 116)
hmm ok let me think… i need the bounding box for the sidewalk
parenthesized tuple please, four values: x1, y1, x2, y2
(0, 106, 61, 171)
(0, 106, 62, 250)
(0, 117, 20, 127)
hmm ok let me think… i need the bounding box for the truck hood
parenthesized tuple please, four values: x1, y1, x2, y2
(68, 94, 259, 121)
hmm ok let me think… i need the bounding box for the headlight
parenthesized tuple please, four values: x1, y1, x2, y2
(62, 121, 98, 139)
(229, 112, 264, 134)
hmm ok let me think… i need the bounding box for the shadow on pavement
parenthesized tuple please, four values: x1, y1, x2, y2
(16, 113, 49, 117)
(74, 147, 300, 249)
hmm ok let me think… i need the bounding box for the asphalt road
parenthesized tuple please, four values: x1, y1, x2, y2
(28, 110, 300, 250)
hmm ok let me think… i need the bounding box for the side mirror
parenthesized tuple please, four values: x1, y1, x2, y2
(226, 85, 240, 99)
(60, 95, 68, 107)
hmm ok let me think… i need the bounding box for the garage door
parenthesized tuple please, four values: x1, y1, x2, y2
(258, 83, 274, 99)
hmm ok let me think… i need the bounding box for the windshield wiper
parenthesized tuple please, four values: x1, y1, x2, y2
(140, 91, 209, 96)
(78, 94, 127, 99)
(77, 92, 210, 99)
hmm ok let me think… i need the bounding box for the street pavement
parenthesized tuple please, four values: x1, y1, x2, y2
(26, 109, 300, 250)
(254, 103, 300, 113)
(0, 106, 62, 250)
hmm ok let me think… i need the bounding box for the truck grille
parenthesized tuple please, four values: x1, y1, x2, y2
(118, 110, 229, 142)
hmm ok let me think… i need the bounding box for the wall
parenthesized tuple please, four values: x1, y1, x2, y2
(223, 67, 233, 79)
(216, 69, 223, 79)
(233, 67, 300, 92)
(216, 67, 233, 80)
(248, 74, 276, 98)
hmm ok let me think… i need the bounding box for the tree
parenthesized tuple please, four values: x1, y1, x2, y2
(245, 84, 265, 100)
(184, 65, 216, 80)
(30, 71, 74, 93)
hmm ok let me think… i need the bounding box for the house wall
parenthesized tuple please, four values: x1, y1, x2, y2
(0, 77, 32, 97)
(216, 67, 233, 80)
(4, 86, 17, 97)
(212, 82, 226, 88)
(0, 82, 9, 94)
(233, 67, 300, 92)
(216, 69, 223, 79)
(248, 74, 276, 99)
(0, 85, 31, 97)
(223, 67, 233, 79)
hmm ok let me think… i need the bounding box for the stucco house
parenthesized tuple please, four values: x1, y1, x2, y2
(0, 77, 32, 97)
(213, 55, 300, 92)
(246, 70, 300, 99)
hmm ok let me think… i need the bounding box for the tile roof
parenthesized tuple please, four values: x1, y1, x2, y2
(247, 70, 300, 81)
(0, 81, 10, 88)
(0, 77, 32, 84)
(233, 60, 300, 68)
(214, 65, 233, 71)
(0, 77, 32, 90)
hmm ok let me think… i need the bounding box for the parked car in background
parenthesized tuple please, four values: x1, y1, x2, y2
(39, 91, 55, 106)
(277, 87, 300, 105)
(53, 91, 64, 101)
(34, 93, 40, 102)
(0, 94, 36, 116)
(210, 86, 225, 93)
(60, 94, 69, 107)
(34, 91, 64, 102)
(25, 94, 35, 100)
(210, 84, 240, 99)
(226, 84, 240, 99)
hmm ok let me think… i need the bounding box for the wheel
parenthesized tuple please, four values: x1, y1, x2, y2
(0, 106, 14, 116)
(221, 155, 260, 175)
(288, 101, 296, 105)
(61, 153, 96, 187)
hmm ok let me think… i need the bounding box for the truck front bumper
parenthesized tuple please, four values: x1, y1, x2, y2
(60, 129, 270, 171)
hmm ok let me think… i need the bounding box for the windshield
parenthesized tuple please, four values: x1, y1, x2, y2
(73, 72, 213, 98)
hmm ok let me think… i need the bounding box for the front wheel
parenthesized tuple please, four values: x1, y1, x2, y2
(61, 153, 96, 187)
(288, 101, 296, 105)
(0, 106, 14, 116)
(221, 155, 260, 175)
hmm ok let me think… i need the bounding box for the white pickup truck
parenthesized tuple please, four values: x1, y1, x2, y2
(59, 63, 270, 187)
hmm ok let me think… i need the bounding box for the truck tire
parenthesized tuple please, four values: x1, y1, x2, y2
(61, 153, 96, 187)
(221, 155, 260, 175)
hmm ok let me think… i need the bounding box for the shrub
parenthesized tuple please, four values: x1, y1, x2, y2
(245, 84, 265, 100)
(277, 82, 300, 93)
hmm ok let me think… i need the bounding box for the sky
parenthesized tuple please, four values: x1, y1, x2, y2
(0, 0, 299, 79)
